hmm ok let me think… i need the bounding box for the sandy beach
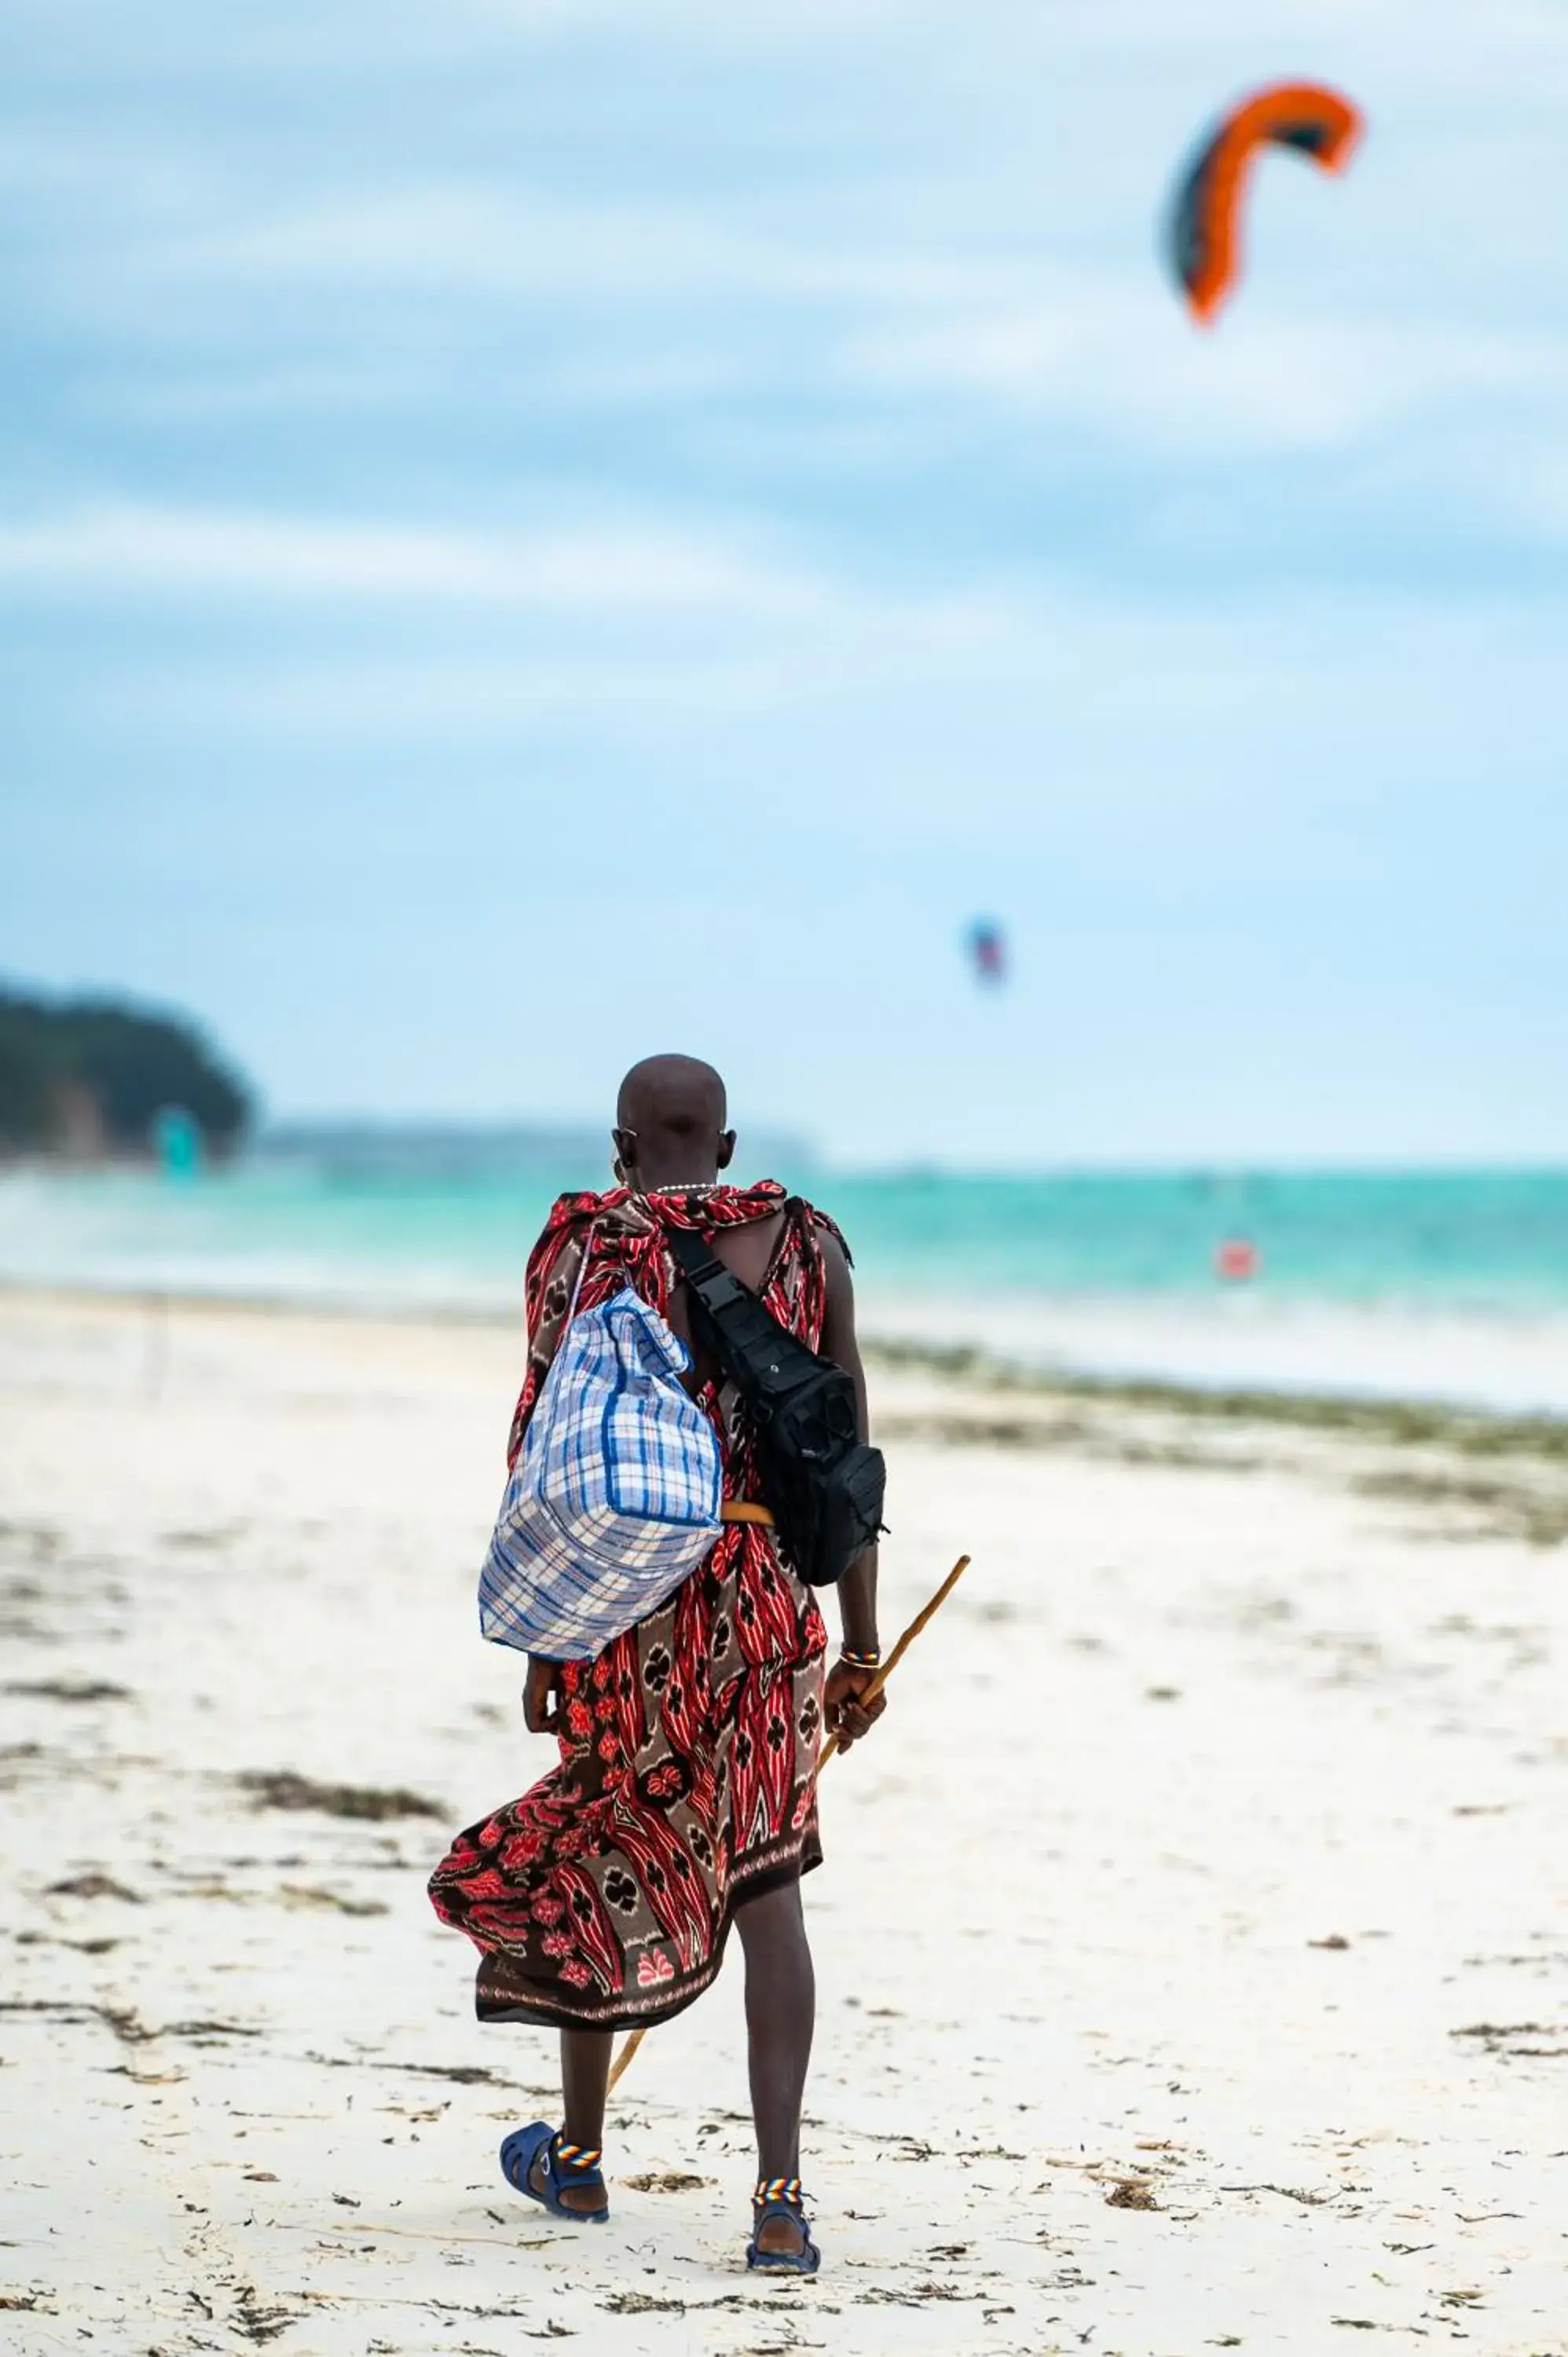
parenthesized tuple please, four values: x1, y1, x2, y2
(4, 1286, 1567, 2355)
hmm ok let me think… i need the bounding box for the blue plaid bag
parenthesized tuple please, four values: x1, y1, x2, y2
(478, 1276, 724, 1661)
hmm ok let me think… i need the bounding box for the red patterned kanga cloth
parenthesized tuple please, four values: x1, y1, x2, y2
(427, 1182, 835, 2030)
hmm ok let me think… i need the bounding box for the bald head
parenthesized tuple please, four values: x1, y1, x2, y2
(614, 1055, 733, 1190)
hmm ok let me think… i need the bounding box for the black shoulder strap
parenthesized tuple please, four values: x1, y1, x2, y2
(666, 1221, 747, 1310)
(666, 1221, 819, 1400)
(668, 1223, 778, 1348)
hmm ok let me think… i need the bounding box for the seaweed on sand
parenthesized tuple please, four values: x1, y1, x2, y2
(237, 1771, 445, 1821)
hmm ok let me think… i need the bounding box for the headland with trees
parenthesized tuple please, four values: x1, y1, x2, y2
(0, 984, 253, 1162)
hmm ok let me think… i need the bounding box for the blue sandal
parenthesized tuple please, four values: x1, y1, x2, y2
(499, 2123, 609, 2223)
(746, 2175, 820, 2275)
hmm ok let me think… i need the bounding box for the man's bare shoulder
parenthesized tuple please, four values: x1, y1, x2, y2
(793, 1203, 855, 1314)
(797, 1200, 854, 1270)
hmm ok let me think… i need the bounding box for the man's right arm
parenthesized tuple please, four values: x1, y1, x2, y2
(818, 1226, 885, 1752)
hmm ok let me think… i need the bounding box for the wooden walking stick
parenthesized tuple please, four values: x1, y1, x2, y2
(606, 1552, 972, 2097)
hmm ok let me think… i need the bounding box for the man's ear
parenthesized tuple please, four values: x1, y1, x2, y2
(717, 1130, 736, 1171)
(612, 1127, 637, 1181)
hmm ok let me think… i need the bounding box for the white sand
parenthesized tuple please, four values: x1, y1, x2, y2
(2, 1289, 1566, 2355)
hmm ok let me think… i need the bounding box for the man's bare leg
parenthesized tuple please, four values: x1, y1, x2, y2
(528, 2027, 613, 2212)
(734, 1879, 815, 2255)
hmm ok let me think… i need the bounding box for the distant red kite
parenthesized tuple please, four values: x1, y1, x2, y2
(965, 918, 1007, 987)
(1168, 82, 1364, 324)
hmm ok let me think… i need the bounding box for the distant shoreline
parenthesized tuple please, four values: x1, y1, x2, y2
(866, 1331, 1568, 1461)
(8, 1277, 1568, 1456)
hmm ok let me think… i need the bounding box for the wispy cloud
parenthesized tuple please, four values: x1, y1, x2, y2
(163, 186, 990, 309)
(844, 293, 1568, 455)
(0, 503, 830, 614)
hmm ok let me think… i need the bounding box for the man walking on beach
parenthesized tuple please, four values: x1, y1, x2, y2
(429, 1055, 885, 2272)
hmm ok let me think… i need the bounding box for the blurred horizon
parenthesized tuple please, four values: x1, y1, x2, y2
(9, 1154, 1568, 1412)
(4, 0, 1566, 1166)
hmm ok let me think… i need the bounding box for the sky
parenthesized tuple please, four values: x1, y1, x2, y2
(3, 0, 1566, 1167)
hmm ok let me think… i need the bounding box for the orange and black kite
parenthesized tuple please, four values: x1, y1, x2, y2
(1167, 82, 1364, 324)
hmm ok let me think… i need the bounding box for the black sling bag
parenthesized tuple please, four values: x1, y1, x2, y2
(667, 1210, 885, 1589)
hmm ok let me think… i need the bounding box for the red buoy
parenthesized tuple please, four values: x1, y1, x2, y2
(1215, 1236, 1261, 1283)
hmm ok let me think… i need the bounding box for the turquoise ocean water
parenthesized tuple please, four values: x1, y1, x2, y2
(4, 1158, 1567, 1407)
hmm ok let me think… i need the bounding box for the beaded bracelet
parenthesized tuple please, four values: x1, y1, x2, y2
(839, 1646, 881, 1670)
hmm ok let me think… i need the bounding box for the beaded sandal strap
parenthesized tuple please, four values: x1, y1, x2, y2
(554, 2139, 604, 2173)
